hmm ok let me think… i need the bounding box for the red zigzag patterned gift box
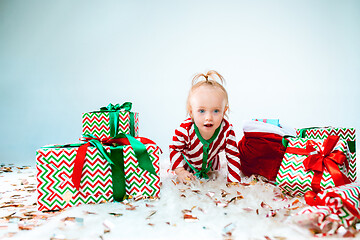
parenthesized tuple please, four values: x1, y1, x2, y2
(276, 136, 353, 197)
(296, 127, 356, 181)
(298, 182, 360, 230)
(82, 102, 139, 139)
(36, 141, 160, 211)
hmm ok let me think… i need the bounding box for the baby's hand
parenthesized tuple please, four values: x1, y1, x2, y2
(174, 167, 195, 184)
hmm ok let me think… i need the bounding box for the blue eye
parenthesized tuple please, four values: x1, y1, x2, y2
(214, 109, 220, 113)
(199, 109, 205, 113)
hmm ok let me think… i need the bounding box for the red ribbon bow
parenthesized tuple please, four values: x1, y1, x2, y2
(287, 135, 350, 193)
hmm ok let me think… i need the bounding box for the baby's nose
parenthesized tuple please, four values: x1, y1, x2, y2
(205, 113, 213, 121)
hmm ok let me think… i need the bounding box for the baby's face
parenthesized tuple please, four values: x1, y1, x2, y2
(190, 85, 227, 140)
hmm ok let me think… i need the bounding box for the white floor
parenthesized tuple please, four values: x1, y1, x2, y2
(0, 159, 356, 240)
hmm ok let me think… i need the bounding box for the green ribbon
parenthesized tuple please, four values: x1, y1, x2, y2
(281, 134, 296, 148)
(87, 135, 114, 165)
(348, 141, 356, 154)
(182, 153, 213, 179)
(98, 102, 135, 137)
(282, 137, 289, 148)
(111, 133, 156, 175)
(107, 133, 156, 201)
(93, 133, 156, 200)
(181, 124, 221, 179)
(109, 146, 126, 202)
(43, 133, 156, 202)
(44, 136, 113, 165)
(298, 127, 318, 138)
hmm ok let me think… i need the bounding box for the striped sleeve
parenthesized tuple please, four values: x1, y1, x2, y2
(169, 120, 191, 170)
(225, 124, 242, 182)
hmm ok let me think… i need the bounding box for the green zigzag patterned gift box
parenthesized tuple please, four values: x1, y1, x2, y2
(36, 143, 160, 211)
(82, 103, 139, 139)
(296, 127, 356, 182)
(276, 137, 352, 197)
(298, 182, 360, 229)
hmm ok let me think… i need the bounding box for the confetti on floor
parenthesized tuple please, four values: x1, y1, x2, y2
(1, 161, 360, 239)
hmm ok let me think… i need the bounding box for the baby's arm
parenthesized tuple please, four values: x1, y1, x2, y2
(169, 120, 194, 184)
(225, 125, 242, 182)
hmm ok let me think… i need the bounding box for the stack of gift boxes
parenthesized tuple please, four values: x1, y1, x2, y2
(275, 126, 358, 232)
(36, 103, 160, 211)
(239, 120, 358, 233)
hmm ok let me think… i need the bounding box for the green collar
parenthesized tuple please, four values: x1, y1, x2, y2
(193, 122, 221, 147)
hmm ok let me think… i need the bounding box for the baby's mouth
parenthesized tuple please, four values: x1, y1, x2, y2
(204, 123, 213, 128)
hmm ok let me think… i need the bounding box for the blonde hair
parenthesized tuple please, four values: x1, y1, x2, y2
(186, 70, 229, 117)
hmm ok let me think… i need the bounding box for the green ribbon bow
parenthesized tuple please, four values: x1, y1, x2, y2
(98, 102, 135, 137)
(182, 124, 221, 179)
(100, 102, 132, 112)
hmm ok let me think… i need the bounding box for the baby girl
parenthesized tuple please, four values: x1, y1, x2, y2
(169, 70, 242, 183)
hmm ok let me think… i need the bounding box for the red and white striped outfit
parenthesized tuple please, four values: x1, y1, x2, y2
(169, 118, 242, 182)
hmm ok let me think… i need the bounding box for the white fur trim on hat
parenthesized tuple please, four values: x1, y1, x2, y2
(243, 120, 296, 137)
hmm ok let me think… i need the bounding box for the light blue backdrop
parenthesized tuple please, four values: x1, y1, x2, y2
(1, 0, 359, 166)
